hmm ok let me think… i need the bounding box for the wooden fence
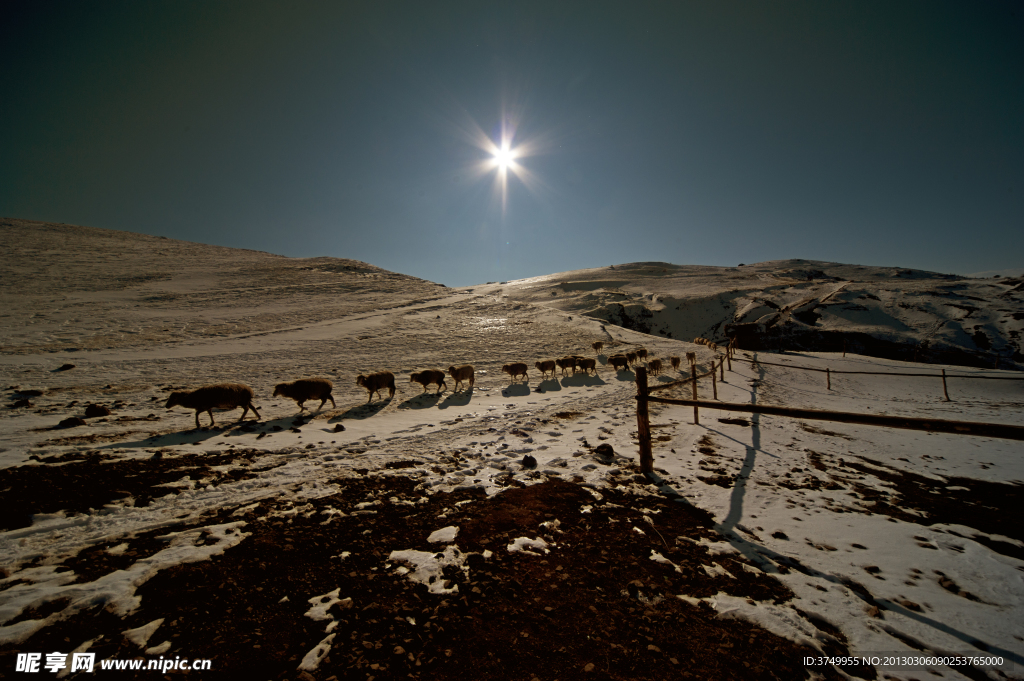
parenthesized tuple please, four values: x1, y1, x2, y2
(633, 352, 1024, 474)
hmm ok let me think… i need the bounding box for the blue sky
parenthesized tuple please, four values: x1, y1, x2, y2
(2, 1, 1022, 286)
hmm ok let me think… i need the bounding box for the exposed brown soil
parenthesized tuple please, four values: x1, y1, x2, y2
(0, 473, 846, 680)
(0, 449, 271, 531)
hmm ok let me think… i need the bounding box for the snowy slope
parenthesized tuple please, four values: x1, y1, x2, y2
(485, 260, 1024, 370)
(1, 221, 1022, 680)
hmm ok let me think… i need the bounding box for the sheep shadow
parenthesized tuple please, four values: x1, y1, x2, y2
(397, 393, 444, 410)
(613, 369, 636, 382)
(438, 390, 473, 409)
(560, 374, 607, 388)
(500, 383, 532, 398)
(535, 379, 562, 393)
(107, 421, 254, 449)
(337, 399, 391, 420)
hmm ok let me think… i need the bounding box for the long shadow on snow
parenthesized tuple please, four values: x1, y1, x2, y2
(612, 369, 636, 382)
(337, 399, 391, 420)
(438, 390, 473, 409)
(99, 418, 263, 449)
(560, 374, 606, 388)
(535, 378, 562, 392)
(397, 393, 444, 410)
(501, 384, 532, 398)
(648, 357, 1024, 670)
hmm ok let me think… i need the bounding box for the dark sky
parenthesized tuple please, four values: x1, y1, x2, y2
(2, 1, 1022, 286)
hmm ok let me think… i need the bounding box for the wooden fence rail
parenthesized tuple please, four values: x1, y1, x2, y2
(733, 356, 1024, 379)
(633, 366, 1024, 474)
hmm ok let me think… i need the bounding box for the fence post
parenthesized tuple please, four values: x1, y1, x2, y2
(942, 369, 951, 402)
(727, 351, 732, 372)
(720, 356, 725, 382)
(712, 363, 718, 400)
(691, 368, 699, 424)
(827, 367, 831, 390)
(636, 367, 653, 474)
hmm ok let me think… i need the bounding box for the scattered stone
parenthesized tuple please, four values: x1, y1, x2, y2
(58, 417, 87, 428)
(771, 531, 789, 540)
(584, 662, 595, 672)
(84, 404, 111, 418)
(10, 399, 32, 409)
(55, 364, 75, 371)
(334, 423, 346, 432)
(522, 455, 537, 469)
(594, 444, 614, 460)
(16, 389, 43, 397)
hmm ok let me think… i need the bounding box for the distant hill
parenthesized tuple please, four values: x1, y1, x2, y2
(478, 259, 1024, 370)
(0, 218, 447, 354)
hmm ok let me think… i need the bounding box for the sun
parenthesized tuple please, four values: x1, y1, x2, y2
(492, 144, 516, 170)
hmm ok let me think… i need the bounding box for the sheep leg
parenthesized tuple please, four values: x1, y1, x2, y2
(240, 403, 259, 421)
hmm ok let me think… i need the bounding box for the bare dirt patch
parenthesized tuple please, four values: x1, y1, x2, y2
(0, 449, 269, 531)
(0, 476, 844, 680)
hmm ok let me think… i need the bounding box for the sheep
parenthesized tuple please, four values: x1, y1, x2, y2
(555, 357, 576, 376)
(166, 383, 260, 429)
(648, 359, 663, 375)
(356, 371, 396, 403)
(626, 351, 638, 367)
(685, 352, 697, 365)
(273, 378, 336, 413)
(709, 342, 718, 352)
(636, 347, 648, 361)
(447, 365, 475, 391)
(575, 357, 598, 375)
(410, 370, 447, 394)
(592, 341, 604, 353)
(535, 360, 557, 379)
(502, 363, 529, 383)
(608, 354, 630, 371)
(694, 337, 707, 346)
(670, 356, 681, 371)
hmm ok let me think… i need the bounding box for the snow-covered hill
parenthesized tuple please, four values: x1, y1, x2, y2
(483, 260, 1024, 370)
(1, 221, 1022, 680)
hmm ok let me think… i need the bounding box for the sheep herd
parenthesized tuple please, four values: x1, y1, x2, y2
(165, 338, 725, 429)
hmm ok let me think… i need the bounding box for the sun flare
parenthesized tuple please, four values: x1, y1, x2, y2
(493, 145, 515, 170)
